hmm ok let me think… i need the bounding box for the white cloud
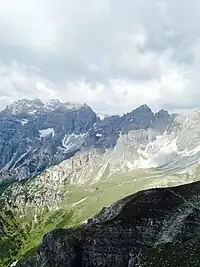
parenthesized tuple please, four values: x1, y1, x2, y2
(0, 0, 59, 53)
(0, 0, 199, 114)
(0, 61, 57, 108)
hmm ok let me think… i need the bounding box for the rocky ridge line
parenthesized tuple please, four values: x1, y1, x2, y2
(17, 180, 200, 267)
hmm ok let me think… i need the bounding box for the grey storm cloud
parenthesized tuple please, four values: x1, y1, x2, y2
(0, 0, 200, 114)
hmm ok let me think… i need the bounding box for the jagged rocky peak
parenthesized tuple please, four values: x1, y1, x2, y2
(119, 104, 155, 134)
(0, 98, 99, 183)
(45, 99, 88, 111)
(64, 101, 88, 109)
(151, 109, 171, 132)
(155, 109, 170, 120)
(127, 104, 154, 119)
(5, 98, 44, 115)
(134, 104, 152, 112)
(44, 99, 62, 110)
(5, 98, 92, 115)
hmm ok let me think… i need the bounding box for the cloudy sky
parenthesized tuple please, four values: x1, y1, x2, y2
(0, 0, 200, 114)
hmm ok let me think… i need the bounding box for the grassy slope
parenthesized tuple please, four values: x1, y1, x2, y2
(1, 165, 199, 266)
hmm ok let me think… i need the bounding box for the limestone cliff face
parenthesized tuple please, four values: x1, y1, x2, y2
(17, 180, 200, 267)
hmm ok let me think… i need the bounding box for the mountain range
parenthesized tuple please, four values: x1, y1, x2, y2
(0, 98, 171, 183)
(1, 99, 200, 266)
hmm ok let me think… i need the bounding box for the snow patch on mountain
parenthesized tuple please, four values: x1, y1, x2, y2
(97, 113, 109, 121)
(131, 132, 200, 171)
(28, 109, 37, 115)
(6, 99, 43, 115)
(11, 149, 31, 170)
(39, 128, 54, 138)
(20, 119, 28, 125)
(133, 133, 179, 169)
(61, 133, 87, 153)
(10, 260, 18, 267)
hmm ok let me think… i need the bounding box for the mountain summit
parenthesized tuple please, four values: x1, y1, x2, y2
(5, 98, 44, 115)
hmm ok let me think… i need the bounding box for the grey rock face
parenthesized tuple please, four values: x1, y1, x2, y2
(91, 105, 170, 149)
(0, 99, 97, 182)
(0, 99, 171, 182)
(16, 180, 200, 267)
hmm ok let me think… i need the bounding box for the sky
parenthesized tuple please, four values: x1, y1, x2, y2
(0, 0, 200, 114)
